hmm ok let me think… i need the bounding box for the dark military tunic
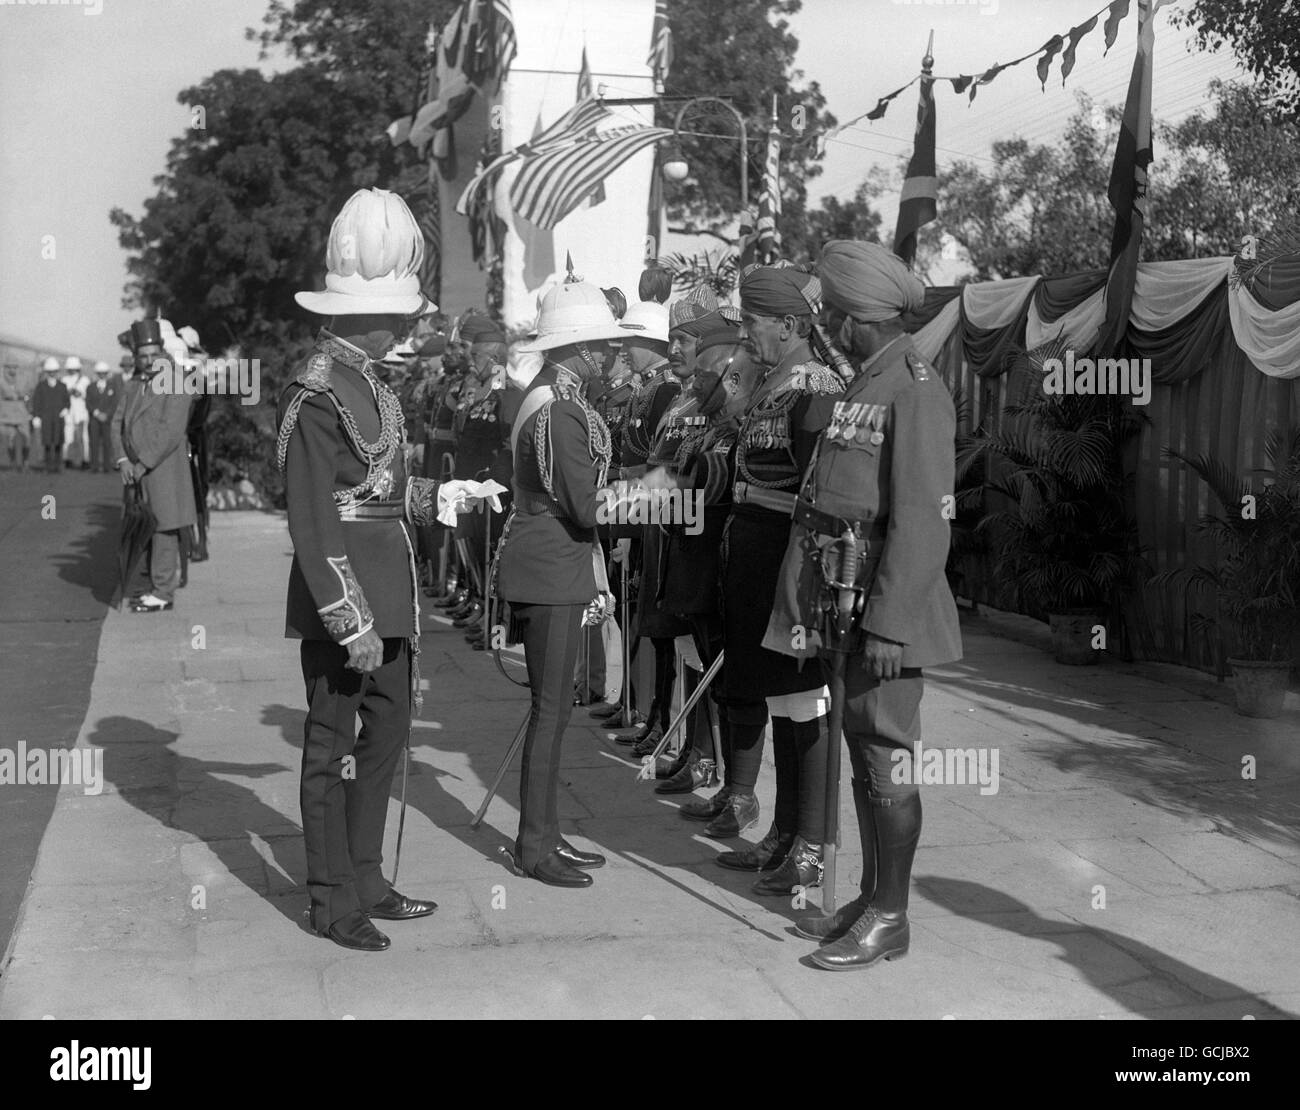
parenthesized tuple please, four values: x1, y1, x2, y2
(692, 358, 842, 700)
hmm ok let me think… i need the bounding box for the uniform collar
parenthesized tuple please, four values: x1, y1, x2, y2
(862, 334, 909, 378)
(317, 329, 374, 374)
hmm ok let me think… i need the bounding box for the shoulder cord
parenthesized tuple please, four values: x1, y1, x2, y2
(736, 385, 800, 489)
(276, 374, 404, 502)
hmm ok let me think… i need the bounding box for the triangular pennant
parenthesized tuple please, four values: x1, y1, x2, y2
(950, 75, 973, 95)
(1103, 0, 1131, 54)
(1037, 35, 1064, 90)
(1061, 14, 1099, 83)
(866, 97, 891, 121)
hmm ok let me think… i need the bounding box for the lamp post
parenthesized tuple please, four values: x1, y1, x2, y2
(660, 96, 748, 211)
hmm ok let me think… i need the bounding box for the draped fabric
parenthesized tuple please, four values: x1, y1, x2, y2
(901, 285, 961, 332)
(903, 256, 1300, 380)
(1034, 269, 1107, 322)
(960, 276, 1037, 377)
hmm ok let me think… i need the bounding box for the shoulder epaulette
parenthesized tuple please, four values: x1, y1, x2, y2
(905, 351, 933, 382)
(294, 352, 334, 393)
(793, 361, 844, 396)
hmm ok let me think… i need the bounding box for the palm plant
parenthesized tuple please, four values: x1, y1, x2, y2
(1152, 427, 1300, 663)
(955, 337, 1149, 622)
(657, 249, 740, 298)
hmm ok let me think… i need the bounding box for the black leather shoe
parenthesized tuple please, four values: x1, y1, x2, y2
(704, 791, 759, 839)
(529, 851, 593, 888)
(655, 744, 691, 780)
(680, 786, 731, 822)
(809, 907, 909, 971)
(752, 836, 823, 895)
(367, 890, 438, 920)
(319, 909, 390, 952)
(631, 727, 665, 758)
(589, 701, 624, 720)
(794, 898, 870, 943)
(435, 589, 468, 610)
(556, 839, 606, 869)
(655, 756, 718, 795)
(452, 602, 484, 628)
(715, 822, 793, 871)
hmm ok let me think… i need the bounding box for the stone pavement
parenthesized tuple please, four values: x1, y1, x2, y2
(1, 509, 1298, 1020)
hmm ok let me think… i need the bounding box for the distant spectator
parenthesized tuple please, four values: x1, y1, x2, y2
(638, 265, 673, 304)
(61, 356, 91, 470)
(86, 361, 120, 473)
(0, 362, 32, 471)
(31, 358, 70, 474)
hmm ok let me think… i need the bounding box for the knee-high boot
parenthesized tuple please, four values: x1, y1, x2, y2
(793, 776, 875, 940)
(810, 791, 919, 970)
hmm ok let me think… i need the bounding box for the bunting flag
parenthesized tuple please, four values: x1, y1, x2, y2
(894, 69, 937, 267)
(418, 169, 443, 305)
(575, 47, 606, 209)
(822, 0, 1132, 131)
(1095, 0, 1171, 356)
(756, 109, 782, 264)
(456, 98, 670, 231)
(648, 0, 673, 90)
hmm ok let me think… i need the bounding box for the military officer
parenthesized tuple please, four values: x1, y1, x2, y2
(278, 187, 479, 951)
(764, 239, 962, 970)
(673, 266, 843, 899)
(495, 267, 625, 888)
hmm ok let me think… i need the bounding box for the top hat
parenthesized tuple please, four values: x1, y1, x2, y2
(129, 319, 165, 351)
(295, 189, 438, 318)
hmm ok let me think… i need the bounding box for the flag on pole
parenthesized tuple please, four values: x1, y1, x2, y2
(648, 0, 673, 91)
(1095, 0, 1170, 357)
(756, 97, 781, 264)
(456, 99, 671, 231)
(575, 47, 606, 208)
(893, 42, 937, 267)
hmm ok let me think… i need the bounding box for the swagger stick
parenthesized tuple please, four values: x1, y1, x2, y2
(641, 648, 725, 769)
(470, 708, 532, 828)
(822, 527, 861, 915)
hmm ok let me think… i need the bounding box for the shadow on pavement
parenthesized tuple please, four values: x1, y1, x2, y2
(916, 876, 1297, 1019)
(50, 492, 122, 609)
(91, 714, 304, 925)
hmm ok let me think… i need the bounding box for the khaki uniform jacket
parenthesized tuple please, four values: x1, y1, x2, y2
(763, 335, 962, 668)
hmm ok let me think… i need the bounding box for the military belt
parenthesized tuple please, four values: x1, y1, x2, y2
(515, 494, 564, 518)
(732, 482, 796, 515)
(794, 498, 888, 540)
(338, 500, 405, 522)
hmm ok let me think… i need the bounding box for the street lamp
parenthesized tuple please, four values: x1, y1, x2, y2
(660, 96, 748, 211)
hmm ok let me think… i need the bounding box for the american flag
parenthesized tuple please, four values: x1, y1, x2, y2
(756, 108, 781, 263)
(456, 99, 670, 231)
(647, 0, 673, 89)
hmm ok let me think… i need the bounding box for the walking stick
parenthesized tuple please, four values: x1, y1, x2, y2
(822, 528, 862, 916)
(470, 708, 532, 828)
(641, 648, 725, 769)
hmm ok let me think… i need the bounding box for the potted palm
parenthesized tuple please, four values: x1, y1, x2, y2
(1153, 428, 1300, 718)
(957, 342, 1149, 664)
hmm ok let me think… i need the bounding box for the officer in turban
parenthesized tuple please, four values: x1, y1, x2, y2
(763, 240, 961, 971)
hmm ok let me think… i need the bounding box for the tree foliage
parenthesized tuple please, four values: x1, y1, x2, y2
(659, 0, 836, 242)
(1170, 0, 1300, 122)
(914, 83, 1300, 280)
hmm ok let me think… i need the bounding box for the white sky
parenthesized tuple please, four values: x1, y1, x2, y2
(0, 0, 1242, 360)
